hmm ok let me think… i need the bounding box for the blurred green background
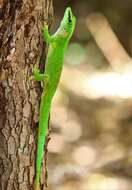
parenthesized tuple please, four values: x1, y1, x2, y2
(48, 1, 132, 190)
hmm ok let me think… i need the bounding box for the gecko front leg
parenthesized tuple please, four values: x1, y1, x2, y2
(42, 24, 56, 43)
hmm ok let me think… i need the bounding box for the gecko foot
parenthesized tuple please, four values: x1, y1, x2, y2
(29, 66, 44, 81)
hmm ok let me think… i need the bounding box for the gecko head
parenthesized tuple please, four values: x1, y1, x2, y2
(60, 7, 76, 39)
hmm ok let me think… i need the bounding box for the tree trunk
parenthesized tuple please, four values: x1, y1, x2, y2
(0, 0, 53, 189)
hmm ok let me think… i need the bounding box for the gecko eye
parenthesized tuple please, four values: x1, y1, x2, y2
(68, 10, 72, 23)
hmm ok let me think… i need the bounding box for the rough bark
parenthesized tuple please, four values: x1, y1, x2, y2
(0, 0, 53, 189)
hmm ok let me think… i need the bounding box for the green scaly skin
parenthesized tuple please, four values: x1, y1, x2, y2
(31, 7, 76, 190)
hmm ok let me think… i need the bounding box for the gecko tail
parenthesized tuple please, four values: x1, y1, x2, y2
(34, 180, 40, 190)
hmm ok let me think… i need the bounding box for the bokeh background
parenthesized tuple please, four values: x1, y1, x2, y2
(48, 1, 132, 189)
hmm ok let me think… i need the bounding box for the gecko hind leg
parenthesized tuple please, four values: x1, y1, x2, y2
(29, 67, 44, 81)
(29, 66, 49, 88)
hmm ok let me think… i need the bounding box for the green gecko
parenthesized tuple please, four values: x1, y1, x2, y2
(30, 7, 76, 190)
